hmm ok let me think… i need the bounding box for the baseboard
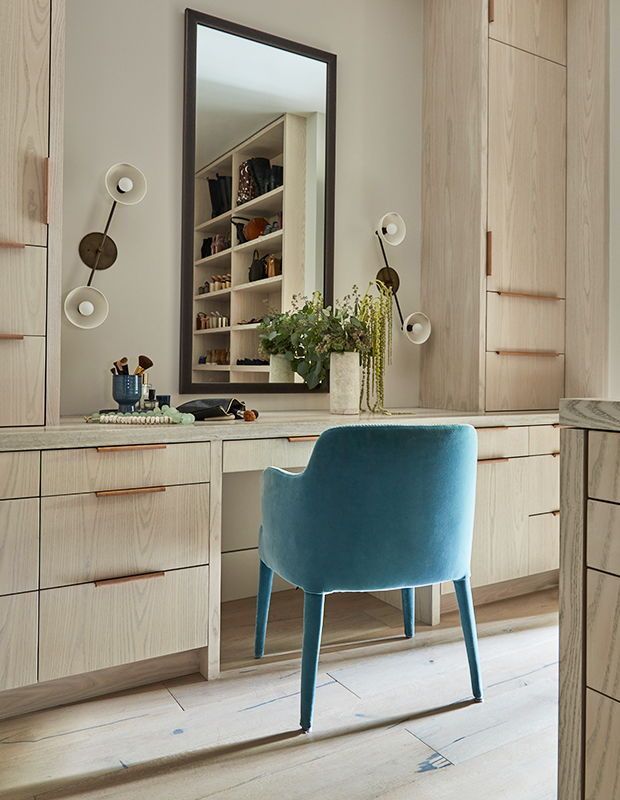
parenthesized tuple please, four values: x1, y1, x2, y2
(0, 648, 204, 721)
(441, 570, 559, 614)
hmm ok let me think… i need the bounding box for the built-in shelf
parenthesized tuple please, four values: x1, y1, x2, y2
(194, 248, 232, 267)
(194, 209, 232, 233)
(234, 275, 282, 294)
(234, 229, 283, 253)
(234, 185, 283, 217)
(232, 364, 270, 373)
(193, 288, 231, 300)
(193, 364, 231, 371)
(232, 323, 260, 331)
(194, 326, 231, 335)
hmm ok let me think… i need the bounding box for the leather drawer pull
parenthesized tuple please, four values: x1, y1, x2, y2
(96, 444, 168, 453)
(287, 436, 319, 443)
(95, 485, 166, 498)
(0, 333, 24, 340)
(0, 241, 26, 249)
(494, 350, 561, 357)
(495, 291, 563, 302)
(94, 571, 165, 587)
(478, 457, 510, 464)
(551, 510, 560, 517)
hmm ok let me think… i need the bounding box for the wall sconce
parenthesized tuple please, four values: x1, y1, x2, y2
(375, 212, 431, 344)
(64, 163, 147, 329)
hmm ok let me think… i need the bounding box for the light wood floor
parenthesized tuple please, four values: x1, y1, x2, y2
(0, 588, 559, 800)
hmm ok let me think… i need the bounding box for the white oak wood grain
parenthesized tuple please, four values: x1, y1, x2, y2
(0, 0, 50, 247)
(485, 352, 564, 411)
(587, 500, 620, 577)
(528, 453, 560, 515)
(41, 441, 211, 495)
(39, 566, 209, 681)
(585, 689, 620, 800)
(528, 512, 559, 575)
(441, 569, 558, 612)
(420, 0, 487, 411)
(588, 431, 620, 504)
(486, 292, 565, 353)
(476, 425, 528, 459)
(0, 498, 39, 595)
(203, 440, 222, 680)
(529, 424, 560, 455)
(490, 0, 567, 64)
(0, 336, 45, 427)
(565, 0, 609, 398)
(223, 436, 316, 473)
(559, 427, 586, 800)
(0, 450, 39, 499)
(487, 40, 566, 296)
(586, 569, 620, 703)
(0, 591, 37, 691)
(40, 483, 209, 587)
(0, 246, 46, 336)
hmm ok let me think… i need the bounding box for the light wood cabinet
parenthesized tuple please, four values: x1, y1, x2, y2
(489, 0, 567, 65)
(0, 592, 38, 691)
(476, 425, 528, 459)
(0, 336, 46, 426)
(223, 436, 317, 473)
(528, 512, 559, 575)
(587, 569, 620, 703)
(529, 424, 560, 456)
(0, 450, 40, 499)
(39, 566, 209, 681)
(587, 500, 620, 577)
(585, 690, 620, 800)
(588, 431, 620, 504)
(486, 293, 565, 353)
(0, 246, 47, 336)
(0, 498, 39, 595)
(485, 352, 565, 411)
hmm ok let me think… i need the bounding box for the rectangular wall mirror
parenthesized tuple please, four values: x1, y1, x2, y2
(180, 11, 336, 393)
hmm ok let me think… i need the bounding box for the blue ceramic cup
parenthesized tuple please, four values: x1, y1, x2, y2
(112, 374, 142, 413)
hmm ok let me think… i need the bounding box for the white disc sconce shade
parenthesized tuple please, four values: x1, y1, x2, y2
(104, 163, 147, 205)
(377, 212, 407, 247)
(403, 312, 431, 344)
(64, 286, 109, 329)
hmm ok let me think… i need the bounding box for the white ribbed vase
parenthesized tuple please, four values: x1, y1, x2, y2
(269, 354, 294, 383)
(330, 352, 360, 415)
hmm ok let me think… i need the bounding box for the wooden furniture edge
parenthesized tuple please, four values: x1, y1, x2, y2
(440, 569, 559, 614)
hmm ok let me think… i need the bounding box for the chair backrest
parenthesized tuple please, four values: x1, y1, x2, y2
(286, 424, 478, 593)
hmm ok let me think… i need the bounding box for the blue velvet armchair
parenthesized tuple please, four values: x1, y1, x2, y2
(254, 424, 483, 731)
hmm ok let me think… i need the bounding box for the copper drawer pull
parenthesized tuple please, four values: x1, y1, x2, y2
(95, 486, 166, 498)
(486, 231, 493, 277)
(94, 571, 165, 588)
(0, 241, 26, 249)
(287, 436, 319, 443)
(551, 510, 560, 517)
(0, 333, 24, 340)
(495, 350, 561, 357)
(495, 291, 563, 302)
(552, 452, 560, 457)
(96, 444, 168, 453)
(478, 457, 510, 464)
(44, 157, 51, 224)
(476, 425, 509, 431)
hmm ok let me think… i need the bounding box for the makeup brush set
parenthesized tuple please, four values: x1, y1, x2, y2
(111, 355, 153, 376)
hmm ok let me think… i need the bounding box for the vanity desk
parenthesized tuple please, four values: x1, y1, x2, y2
(0, 408, 560, 720)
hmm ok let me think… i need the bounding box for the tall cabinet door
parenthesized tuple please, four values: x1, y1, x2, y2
(487, 39, 566, 296)
(0, 0, 50, 247)
(489, 0, 566, 65)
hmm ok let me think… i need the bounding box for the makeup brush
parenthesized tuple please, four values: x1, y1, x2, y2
(134, 355, 153, 376)
(114, 357, 129, 375)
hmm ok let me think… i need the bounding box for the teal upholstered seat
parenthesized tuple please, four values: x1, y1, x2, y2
(255, 424, 483, 731)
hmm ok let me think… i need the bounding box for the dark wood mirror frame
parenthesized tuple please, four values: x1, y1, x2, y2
(180, 9, 336, 394)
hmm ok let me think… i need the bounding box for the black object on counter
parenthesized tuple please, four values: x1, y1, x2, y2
(177, 398, 259, 421)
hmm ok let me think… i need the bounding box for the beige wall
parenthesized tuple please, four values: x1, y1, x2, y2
(61, 0, 423, 415)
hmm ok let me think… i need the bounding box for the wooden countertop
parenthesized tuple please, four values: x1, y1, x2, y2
(560, 399, 620, 432)
(0, 408, 559, 452)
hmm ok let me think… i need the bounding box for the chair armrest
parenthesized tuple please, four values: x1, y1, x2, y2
(260, 466, 310, 577)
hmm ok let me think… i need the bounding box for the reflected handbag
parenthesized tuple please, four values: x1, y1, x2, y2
(249, 249, 267, 282)
(265, 254, 282, 278)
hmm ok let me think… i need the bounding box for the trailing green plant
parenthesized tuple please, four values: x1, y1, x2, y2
(357, 280, 393, 413)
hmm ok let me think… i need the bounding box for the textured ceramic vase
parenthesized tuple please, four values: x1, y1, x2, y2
(269, 354, 294, 383)
(330, 352, 360, 415)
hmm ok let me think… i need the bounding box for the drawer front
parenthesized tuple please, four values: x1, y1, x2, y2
(486, 292, 565, 353)
(485, 352, 564, 411)
(588, 500, 620, 577)
(589, 431, 620, 504)
(41, 442, 211, 496)
(587, 569, 620, 702)
(476, 426, 528, 459)
(0, 451, 39, 499)
(223, 436, 318, 473)
(527, 454, 560, 515)
(527, 512, 559, 575)
(0, 592, 37, 691)
(586, 690, 620, 800)
(0, 246, 47, 336)
(39, 565, 209, 681)
(0, 498, 39, 594)
(41, 483, 210, 587)
(0, 336, 45, 427)
(528, 424, 560, 456)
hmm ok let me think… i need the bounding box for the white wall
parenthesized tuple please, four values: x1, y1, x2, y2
(61, 0, 423, 415)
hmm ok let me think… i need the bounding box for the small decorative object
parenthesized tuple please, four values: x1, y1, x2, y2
(249, 249, 267, 282)
(86, 405, 195, 425)
(111, 374, 142, 413)
(265, 254, 282, 278)
(243, 409, 258, 422)
(245, 217, 269, 241)
(329, 351, 360, 414)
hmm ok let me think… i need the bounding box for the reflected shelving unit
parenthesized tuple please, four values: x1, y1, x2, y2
(191, 114, 306, 385)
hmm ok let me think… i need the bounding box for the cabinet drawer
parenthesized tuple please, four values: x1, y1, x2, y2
(589, 431, 620, 503)
(528, 424, 560, 455)
(485, 352, 564, 411)
(0, 592, 37, 691)
(0, 451, 39, 499)
(39, 565, 209, 681)
(586, 690, 620, 800)
(41, 483, 209, 587)
(0, 498, 38, 594)
(0, 336, 45, 427)
(588, 500, 620, 577)
(41, 441, 210, 496)
(528, 454, 560, 515)
(486, 292, 565, 353)
(223, 436, 318, 473)
(476, 426, 528, 459)
(527, 512, 559, 575)
(587, 569, 620, 702)
(0, 246, 47, 336)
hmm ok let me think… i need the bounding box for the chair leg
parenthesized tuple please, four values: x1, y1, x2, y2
(454, 576, 484, 701)
(300, 591, 325, 732)
(254, 559, 274, 659)
(401, 588, 415, 638)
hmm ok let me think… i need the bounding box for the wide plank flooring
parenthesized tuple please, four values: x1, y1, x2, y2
(0, 588, 559, 800)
